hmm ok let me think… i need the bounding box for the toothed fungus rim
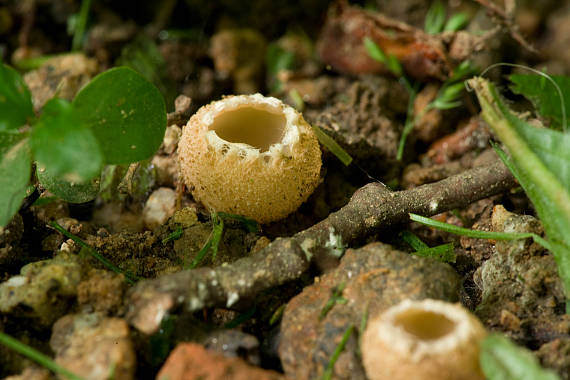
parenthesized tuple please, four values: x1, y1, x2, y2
(177, 94, 321, 224)
(361, 299, 487, 380)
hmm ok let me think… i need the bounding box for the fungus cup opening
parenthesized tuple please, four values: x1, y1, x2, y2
(393, 309, 456, 340)
(208, 105, 286, 152)
(362, 299, 487, 380)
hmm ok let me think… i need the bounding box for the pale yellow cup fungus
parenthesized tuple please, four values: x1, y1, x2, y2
(361, 299, 487, 380)
(177, 94, 321, 224)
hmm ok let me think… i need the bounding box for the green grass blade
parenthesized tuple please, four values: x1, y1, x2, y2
(217, 212, 259, 233)
(51, 221, 138, 284)
(363, 37, 387, 64)
(71, 0, 92, 51)
(409, 213, 553, 251)
(400, 230, 429, 250)
(425, 0, 447, 34)
(311, 125, 352, 166)
(187, 212, 225, 269)
(444, 12, 469, 32)
(0, 332, 85, 380)
(320, 325, 354, 380)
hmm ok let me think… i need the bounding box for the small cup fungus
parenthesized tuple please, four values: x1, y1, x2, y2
(177, 94, 321, 223)
(361, 299, 487, 380)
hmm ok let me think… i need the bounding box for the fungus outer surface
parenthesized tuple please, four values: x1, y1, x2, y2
(361, 299, 487, 380)
(177, 94, 322, 224)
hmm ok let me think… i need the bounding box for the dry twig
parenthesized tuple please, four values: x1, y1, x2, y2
(473, 0, 538, 54)
(126, 160, 516, 334)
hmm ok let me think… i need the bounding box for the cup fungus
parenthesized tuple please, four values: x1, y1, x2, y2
(178, 94, 321, 223)
(361, 299, 487, 380)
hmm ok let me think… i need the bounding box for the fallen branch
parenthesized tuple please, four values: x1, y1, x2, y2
(473, 0, 538, 54)
(126, 160, 516, 334)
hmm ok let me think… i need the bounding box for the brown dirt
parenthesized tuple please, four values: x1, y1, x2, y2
(1, 1, 570, 379)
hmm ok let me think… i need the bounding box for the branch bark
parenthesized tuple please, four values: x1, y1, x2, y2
(126, 160, 516, 334)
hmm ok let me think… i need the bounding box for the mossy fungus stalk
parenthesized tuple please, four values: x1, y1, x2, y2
(361, 299, 487, 380)
(178, 94, 321, 224)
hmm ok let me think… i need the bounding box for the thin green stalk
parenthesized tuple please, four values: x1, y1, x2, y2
(162, 226, 183, 244)
(50, 221, 138, 285)
(321, 325, 355, 380)
(409, 213, 553, 252)
(311, 125, 353, 166)
(71, 0, 93, 51)
(399, 230, 429, 250)
(187, 212, 224, 269)
(0, 332, 85, 380)
(397, 90, 425, 161)
(319, 282, 347, 320)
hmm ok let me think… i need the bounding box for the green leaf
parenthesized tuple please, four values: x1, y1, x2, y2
(0, 133, 31, 226)
(0, 63, 34, 131)
(413, 243, 456, 263)
(363, 37, 404, 77)
(266, 43, 295, 92)
(425, 0, 447, 34)
(444, 12, 469, 32)
(449, 60, 477, 82)
(386, 55, 403, 77)
(37, 166, 100, 203)
(72, 67, 167, 165)
(509, 74, 569, 130)
(31, 98, 103, 183)
(363, 37, 387, 64)
(480, 334, 561, 380)
(468, 77, 570, 296)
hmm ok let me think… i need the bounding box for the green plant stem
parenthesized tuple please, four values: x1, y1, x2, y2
(311, 125, 353, 166)
(50, 221, 138, 285)
(409, 213, 553, 251)
(397, 91, 425, 161)
(187, 212, 224, 269)
(469, 77, 570, 219)
(319, 282, 347, 320)
(0, 332, 85, 380)
(162, 226, 183, 244)
(400, 230, 429, 250)
(321, 325, 354, 380)
(269, 304, 286, 325)
(72, 0, 92, 51)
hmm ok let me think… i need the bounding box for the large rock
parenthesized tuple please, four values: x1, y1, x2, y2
(278, 242, 461, 380)
(50, 313, 135, 380)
